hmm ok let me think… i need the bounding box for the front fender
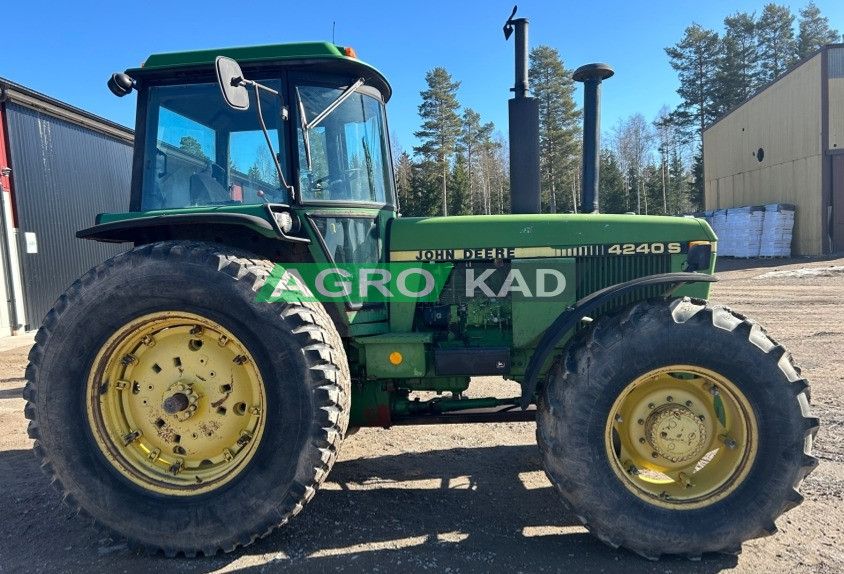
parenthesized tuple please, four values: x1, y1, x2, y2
(521, 272, 719, 408)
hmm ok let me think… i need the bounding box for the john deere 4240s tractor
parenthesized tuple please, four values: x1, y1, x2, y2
(24, 12, 817, 560)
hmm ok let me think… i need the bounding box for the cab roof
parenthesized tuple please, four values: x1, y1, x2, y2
(127, 42, 392, 101)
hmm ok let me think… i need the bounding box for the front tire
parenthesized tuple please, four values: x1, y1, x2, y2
(24, 241, 350, 556)
(537, 298, 818, 559)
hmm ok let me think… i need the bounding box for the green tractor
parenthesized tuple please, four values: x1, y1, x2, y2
(24, 12, 817, 560)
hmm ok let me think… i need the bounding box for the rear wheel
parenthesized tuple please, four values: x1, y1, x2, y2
(537, 298, 818, 559)
(24, 241, 349, 556)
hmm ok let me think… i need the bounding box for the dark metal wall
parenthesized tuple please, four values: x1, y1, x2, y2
(4, 102, 132, 329)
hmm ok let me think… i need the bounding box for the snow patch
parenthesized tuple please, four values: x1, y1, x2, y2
(756, 266, 844, 279)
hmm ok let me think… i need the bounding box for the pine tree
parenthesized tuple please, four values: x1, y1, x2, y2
(458, 108, 494, 214)
(665, 24, 722, 140)
(395, 151, 413, 215)
(797, 1, 841, 60)
(643, 164, 664, 215)
(413, 68, 462, 216)
(481, 133, 509, 214)
(716, 12, 760, 113)
(408, 159, 443, 216)
(653, 108, 674, 214)
(529, 45, 581, 214)
(668, 147, 689, 214)
(666, 24, 721, 209)
(448, 154, 471, 215)
(757, 4, 798, 82)
(599, 149, 627, 214)
(689, 145, 705, 211)
(179, 136, 209, 161)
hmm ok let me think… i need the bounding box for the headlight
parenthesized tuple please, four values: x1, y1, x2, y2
(273, 211, 294, 234)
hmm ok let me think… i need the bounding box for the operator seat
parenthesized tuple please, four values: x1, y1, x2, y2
(190, 166, 231, 204)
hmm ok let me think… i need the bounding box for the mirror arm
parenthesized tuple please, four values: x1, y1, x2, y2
(296, 87, 313, 172)
(252, 83, 296, 201)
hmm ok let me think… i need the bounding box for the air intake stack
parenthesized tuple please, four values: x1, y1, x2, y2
(573, 63, 614, 214)
(504, 7, 541, 214)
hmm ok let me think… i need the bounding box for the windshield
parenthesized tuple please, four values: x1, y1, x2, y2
(141, 80, 287, 210)
(296, 85, 394, 205)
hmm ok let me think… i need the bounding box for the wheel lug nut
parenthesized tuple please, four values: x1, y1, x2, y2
(666, 396, 673, 402)
(614, 414, 624, 423)
(651, 451, 659, 458)
(639, 437, 646, 444)
(637, 419, 644, 425)
(648, 403, 655, 409)
(686, 400, 693, 407)
(720, 434, 737, 449)
(699, 415, 705, 421)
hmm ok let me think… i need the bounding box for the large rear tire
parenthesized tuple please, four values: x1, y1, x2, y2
(24, 241, 349, 556)
(537, 298, 818, 559)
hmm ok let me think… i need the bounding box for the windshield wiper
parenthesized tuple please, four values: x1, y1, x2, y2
(296, 78, 365, 171)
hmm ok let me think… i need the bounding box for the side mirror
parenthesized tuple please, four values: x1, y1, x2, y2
(215, 56, 250, 110)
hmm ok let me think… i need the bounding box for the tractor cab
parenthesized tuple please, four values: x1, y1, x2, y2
(87, 43, 396, 268)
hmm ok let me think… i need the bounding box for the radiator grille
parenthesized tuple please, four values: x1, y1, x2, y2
(576, 254, 673, 318)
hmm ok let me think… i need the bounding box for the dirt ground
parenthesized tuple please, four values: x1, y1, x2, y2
(1, 256, 842, 574)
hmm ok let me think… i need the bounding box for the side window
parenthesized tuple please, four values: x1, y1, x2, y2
(295, 84, 394, 205)
(229, 129, 284, 204)
(142, 80, 286, 210)
(147, 106, 223, 210)
(311, 216, 380, 265)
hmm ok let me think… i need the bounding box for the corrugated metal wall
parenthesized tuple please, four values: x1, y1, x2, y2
(828, 47, 844, 152)
(4, 102, 132, 329)
(703, 54, 824, 255)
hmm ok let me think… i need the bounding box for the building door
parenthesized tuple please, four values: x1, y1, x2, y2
(833, 155, 844, 253)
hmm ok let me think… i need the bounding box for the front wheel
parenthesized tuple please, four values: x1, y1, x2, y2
(537, 298, 818, 559)
(24, 241, 350, 556)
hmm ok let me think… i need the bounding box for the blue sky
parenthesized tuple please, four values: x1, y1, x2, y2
(4, 1, 843, 156)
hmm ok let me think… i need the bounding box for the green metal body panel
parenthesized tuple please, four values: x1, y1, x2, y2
(510, 258, 576, 348)
(359, 332, 432, 378)
(136, 42, 354, 71)
(128, 42, 392, 102)
(388, 213, 716, 254)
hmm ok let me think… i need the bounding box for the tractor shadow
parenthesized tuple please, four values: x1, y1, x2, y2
(0, 443, 740, 573)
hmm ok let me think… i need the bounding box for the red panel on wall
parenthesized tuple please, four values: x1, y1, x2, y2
(0, 104, 17, 227)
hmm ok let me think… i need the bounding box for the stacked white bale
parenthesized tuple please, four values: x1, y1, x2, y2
(712, 209, 730, 256)
(759, 204, 795, 257)
(730, 206, 765, 258)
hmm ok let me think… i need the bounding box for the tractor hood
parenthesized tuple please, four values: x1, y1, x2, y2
(388, 214, 716, 262)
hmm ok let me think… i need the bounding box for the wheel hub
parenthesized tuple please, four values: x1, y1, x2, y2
(162, 381, 201, 420)
(645, 404, 707, 463)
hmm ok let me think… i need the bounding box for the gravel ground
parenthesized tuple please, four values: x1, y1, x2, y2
(0, 256, 842, 573)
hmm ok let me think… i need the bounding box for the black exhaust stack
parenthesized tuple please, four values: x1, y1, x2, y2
(504, 7, 540, 214)
(573, 63, 614, 214)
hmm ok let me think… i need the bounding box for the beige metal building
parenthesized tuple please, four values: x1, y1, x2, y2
(703, 44, 844, 255)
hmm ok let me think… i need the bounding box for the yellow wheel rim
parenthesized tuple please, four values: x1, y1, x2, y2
(86, 312, 266, 496)
(605, 365, 758, 509)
